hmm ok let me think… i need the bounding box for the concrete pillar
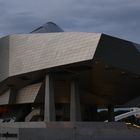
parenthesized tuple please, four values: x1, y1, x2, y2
(44, 74, 56, 122)
(108, 105, 115, 122)
(70, 80, 81, 121)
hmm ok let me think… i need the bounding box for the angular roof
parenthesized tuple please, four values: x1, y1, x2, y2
(0, 32, 101, 81)
(31, 22, 64, 33)
(1, 32, 140, 82)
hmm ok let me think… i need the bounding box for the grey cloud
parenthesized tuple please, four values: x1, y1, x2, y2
(0, 0, 140, 43)
(0, 13, 41, 35)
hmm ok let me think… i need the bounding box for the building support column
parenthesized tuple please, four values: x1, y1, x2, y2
(70, 80, 81, 121)
(44, 74, 56, 122)
(108, 105, 115, 122)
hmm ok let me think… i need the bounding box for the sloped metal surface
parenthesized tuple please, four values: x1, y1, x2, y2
(0, 36, 9, 82)
(0, 90, 10, 105)
(94, 34, 140, 75)
(8, 32, 101, 77)
(16, 83, 42, 104)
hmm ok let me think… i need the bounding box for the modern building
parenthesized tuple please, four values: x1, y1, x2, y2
(0, 22, 140, 139)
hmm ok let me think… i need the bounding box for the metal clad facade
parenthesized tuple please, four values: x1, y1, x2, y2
(0, 36, 9, 82)
(9, 32, 101, 76)
(16, 83, 41, 104)
(0, 90, 10, 105)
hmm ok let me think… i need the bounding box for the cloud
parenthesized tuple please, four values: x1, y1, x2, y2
(0, 0, 140, 43)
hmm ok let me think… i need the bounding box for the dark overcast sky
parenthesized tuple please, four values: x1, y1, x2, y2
(0, 0, 140, 43)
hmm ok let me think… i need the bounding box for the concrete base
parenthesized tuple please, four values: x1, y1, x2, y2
(0, 122, 140, 140)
